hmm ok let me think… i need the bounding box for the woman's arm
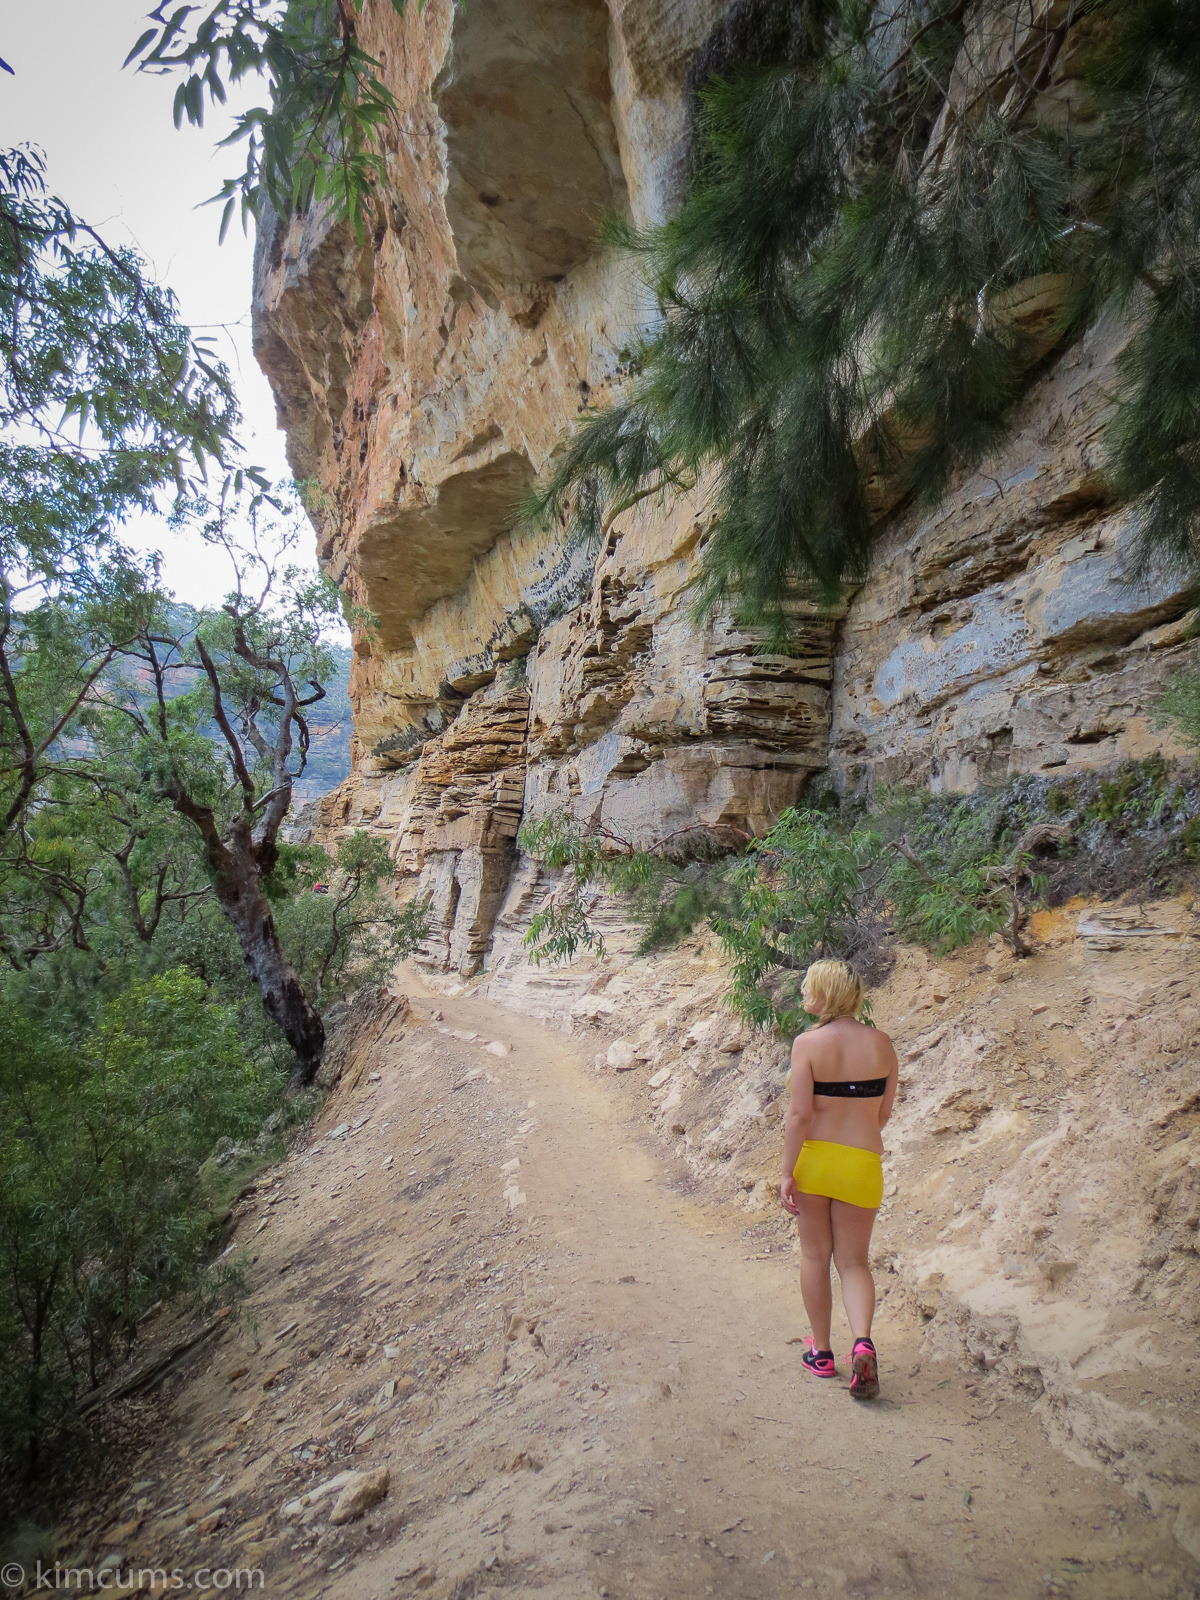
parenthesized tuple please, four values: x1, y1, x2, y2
(780, 1035, 814, 1215)
(877, 1033, 900, 1130)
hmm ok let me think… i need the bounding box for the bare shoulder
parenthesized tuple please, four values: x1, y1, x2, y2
(864, 1022, 898, 1067)
(790, 1028, 827, 1072)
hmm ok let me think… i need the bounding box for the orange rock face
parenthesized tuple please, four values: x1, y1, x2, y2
(255, 0, 1198, 973)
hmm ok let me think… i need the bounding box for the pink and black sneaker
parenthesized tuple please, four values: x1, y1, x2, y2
(848, 1337, 879, 1400)
(801, 1338, 837, 1379)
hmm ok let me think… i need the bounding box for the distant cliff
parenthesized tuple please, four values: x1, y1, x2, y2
(122, 607, 354, 802)
(252, 0, 1198, 974)
(292, 642, 354, 800)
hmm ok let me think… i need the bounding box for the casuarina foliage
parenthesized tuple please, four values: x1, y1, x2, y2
(528, 1, 1200, 647)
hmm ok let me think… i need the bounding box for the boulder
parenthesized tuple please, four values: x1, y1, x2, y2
(329, 1466, 390, 1526)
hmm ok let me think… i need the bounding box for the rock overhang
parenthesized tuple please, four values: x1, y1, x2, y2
(253, 0, 1200, 946)
(433, 0, 630, 293)
(356, 451, 536, 653)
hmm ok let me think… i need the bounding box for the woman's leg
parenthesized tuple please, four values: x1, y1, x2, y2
(830, 1200, 878, 1341)
(794, 1193, 835, 1349)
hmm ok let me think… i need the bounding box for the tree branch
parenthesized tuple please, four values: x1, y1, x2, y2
(885, 836, 936, 884)
(0, 578, 38, 834)
(195, 635, 256, 810)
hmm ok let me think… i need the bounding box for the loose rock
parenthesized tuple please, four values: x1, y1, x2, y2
(330, 1467, 390, 1525)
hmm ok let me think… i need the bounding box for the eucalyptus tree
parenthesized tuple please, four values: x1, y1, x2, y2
(116, 515, 340, 1083)
(126, 0, 410, 239)
(0, 144, 248, 950)
(0, 147, 419, 1078)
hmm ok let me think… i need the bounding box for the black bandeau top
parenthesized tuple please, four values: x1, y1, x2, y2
(811, 1077, 888, 1098)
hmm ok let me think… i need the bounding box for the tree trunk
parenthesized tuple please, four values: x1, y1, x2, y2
(211, 825, 325, 1085)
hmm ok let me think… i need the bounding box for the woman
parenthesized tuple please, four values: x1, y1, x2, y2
(780, 958, 898, 1400)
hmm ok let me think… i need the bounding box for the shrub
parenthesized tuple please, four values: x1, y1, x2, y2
(1160, 665, 1200, 751)
(517, 812, 615, 964)
(714, 810, 879, 1034)
(631, 865, 730, 953)
(1081, 757, 1170, 828)
(271, 831, 430, 1008)
(501, 652, 530, 688)
(517, 764, 1194, 1033)
(0, 973, 274, 1484)
(518, 812, 733, 962)
(877, 795, 1012, 953)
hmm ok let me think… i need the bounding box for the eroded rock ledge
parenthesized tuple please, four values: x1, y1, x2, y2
(254, 0, 1199, 975)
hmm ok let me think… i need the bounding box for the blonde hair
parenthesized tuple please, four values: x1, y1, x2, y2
(803, 958, 865, 1023)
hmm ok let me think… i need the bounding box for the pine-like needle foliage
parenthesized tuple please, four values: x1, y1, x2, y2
(528, 0, 1200, 645)
(1087, 2, 1200, 576)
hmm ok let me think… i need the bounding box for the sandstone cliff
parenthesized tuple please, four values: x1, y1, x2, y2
(252, 0, 1199, 976)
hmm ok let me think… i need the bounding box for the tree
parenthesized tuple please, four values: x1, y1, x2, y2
(1, 7, 414, 240)
(0, 131, 431, 1493)
(0, 972, 272, 1479)
(0, 144, 249, 956)
(529, 1, 1200, 646)
(518, 809, 740, 964)
(712, 810, 879, 1033)
(125, 0, 409, 240)
(110, 511, 353, 1085)
(0, 147, 422, 1077)
(269, 830, 430, 1007)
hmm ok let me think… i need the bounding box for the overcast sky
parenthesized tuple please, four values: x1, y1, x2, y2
(1, 1, 306, 607)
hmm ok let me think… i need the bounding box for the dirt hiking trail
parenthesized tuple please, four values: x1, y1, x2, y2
(58, 978, 1196, 1600)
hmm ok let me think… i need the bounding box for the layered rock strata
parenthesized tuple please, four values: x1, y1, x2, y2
(829, 312, 1198, 794)
(255, 0, 1199, 974)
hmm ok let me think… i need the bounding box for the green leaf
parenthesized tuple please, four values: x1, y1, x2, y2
(122, 28, 158, 68)
(205, 64, 228, 106)
(184, 73, 204, 126)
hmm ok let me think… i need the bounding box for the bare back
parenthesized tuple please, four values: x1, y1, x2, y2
(789, 1018, 899, 1155)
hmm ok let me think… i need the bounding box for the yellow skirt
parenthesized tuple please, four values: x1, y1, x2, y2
(793, 1140, 884, 1210)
